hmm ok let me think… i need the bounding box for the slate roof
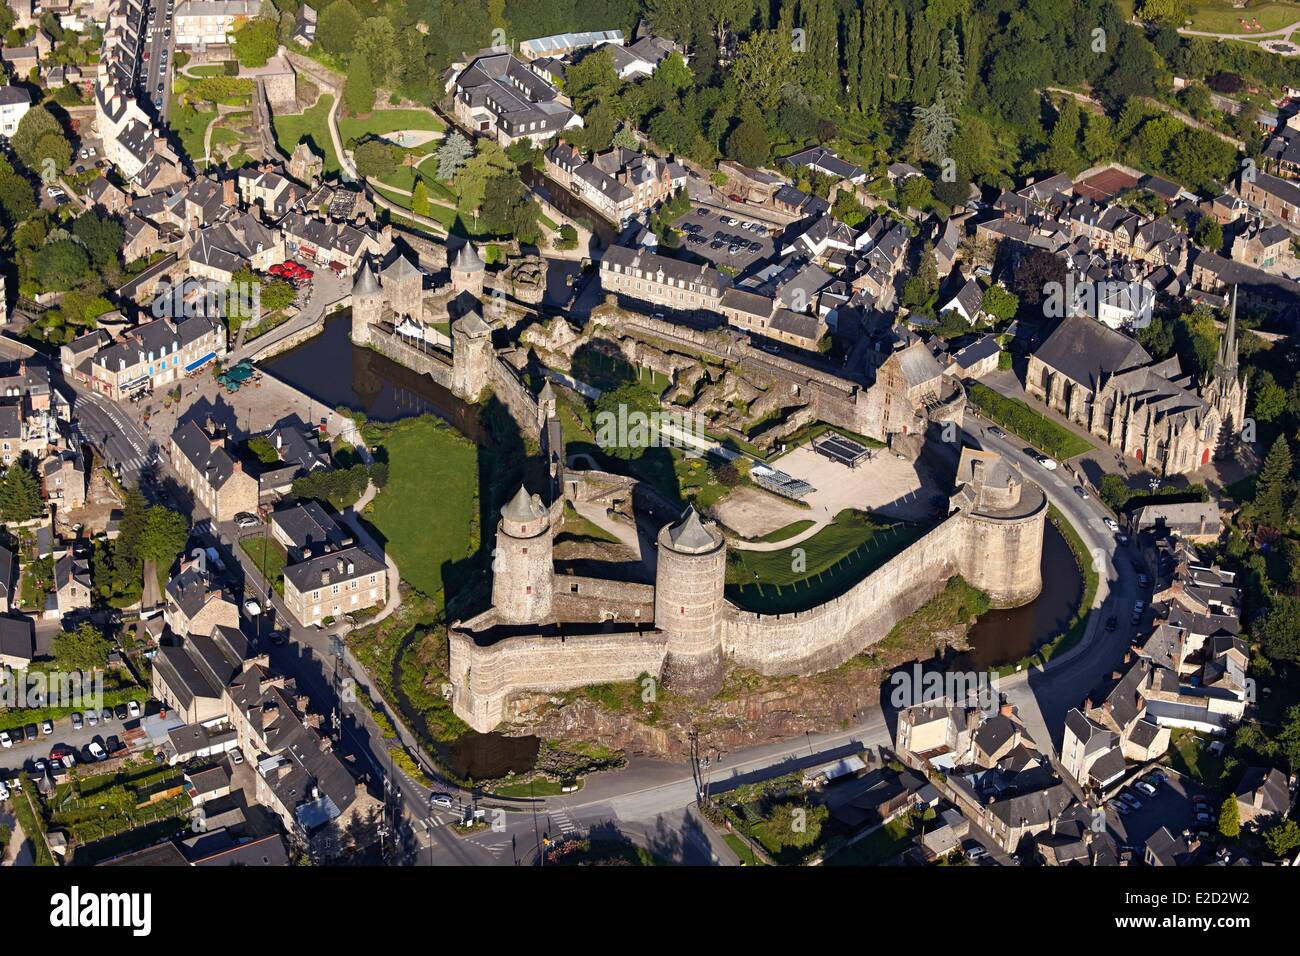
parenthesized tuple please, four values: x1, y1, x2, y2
(1033, 314, 1152, 389)
(172, 419, 242, 491)
(282, 545, 385, 593)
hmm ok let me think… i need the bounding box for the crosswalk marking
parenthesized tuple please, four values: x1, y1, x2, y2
(551, 809, 576, 834)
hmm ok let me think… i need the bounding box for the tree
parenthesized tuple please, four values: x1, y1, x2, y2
(11, 106, 71, 177)
(34, 239, 89, 292)
(232, 16, 278, 67)
(1250, 370, 1286, 423)
(411, 179, 431, 218)
(980, 285, 1019, 322)
(730, 29, 796, 111)
(725, 118, 769, 168)
(0, 155, 36, 227)
(1193, 214, 1223, 251)
(317, 0, 362, 56)
(913, 98, 957, 162)
(1217, 794, 1240, 839)
(355, 16, 400, 87)
(344, 55, 376, 114)
(611, 125, 639, 151)
(1082, 113, 1117, 165)
(52, 622, 113, 671)
(435, 131, 473, 181)
(1259, 595, 1300, 665)
(72, 210, 124, 271)
(139, 505, 189, 571)
(1263, 820, 1300, 858)
(0, 463, 44, 521)
(1255, 435, 1292, 529)
(354, 140, 397, 180)
(480, 173, 539, 244)
(1045, 99, 1082, 174)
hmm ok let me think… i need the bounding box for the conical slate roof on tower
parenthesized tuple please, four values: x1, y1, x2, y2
(502, 484, 545, 523)
(453, 241, 485, 273)
(667, 505, 719, 552)
(352, 259, 379, 296)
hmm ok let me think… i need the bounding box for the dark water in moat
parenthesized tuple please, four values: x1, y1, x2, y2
(953, 521, 1083, 670)
(263, 312, 486, 441)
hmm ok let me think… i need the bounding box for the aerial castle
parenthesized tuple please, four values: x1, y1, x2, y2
(448, 445, 1047, 732)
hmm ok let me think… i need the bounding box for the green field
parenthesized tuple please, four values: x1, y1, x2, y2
(1183, 1, 1299, 34)
(169, 99, 216, 165)
(364, 417, 479, 605)
(968, 382, 1094, 460)
(272, 93, 339, 173)
(751, 519, 816, 544)
(337, 108, 445, 145)
(726, 510, 927, 613)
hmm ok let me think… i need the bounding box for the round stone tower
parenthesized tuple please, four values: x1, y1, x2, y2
(350, 260, 383, 346)
(950, 449, 1047, 607)
(491, 485, 554, 624)
(655, 506, 727, 698)
(451, 241, 486, 298)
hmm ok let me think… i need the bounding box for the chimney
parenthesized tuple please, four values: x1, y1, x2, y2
(221, 178, 236, 207)
(335, 557, 345, 575)
(320, 568, 330, 585)
(999, 697, 1015, 718)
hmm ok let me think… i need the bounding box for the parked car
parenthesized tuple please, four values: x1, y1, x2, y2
(988, 426, 1006, 439)
(127, 700, 141, 718)
(101, 708, 113, 722)
(86, 710, 98, 727)
(1103, 517, 1119, 532)
(105, 735, 124, 754)
(1074, 486, 1089, 499)
(1121, 792, 1142, 810)
(0, 730, 11, 748)
(32, 758, 47, 776)
(231, 749, 244, 765)
(25, 723, 38, 740)
(41, 720, 53, 735)
(244, 599, 262, 617)
(429, 793, 453, 808)
(1037, 455, 1057, 470)
(87, 740, 107, 761)
(1135, 781, 1158, 797)
(0, 780, 9, 800)
(235, 512, 260, 529)
(965, 845, 988, 861)
(114, 704, 129, 720)
(71, 712, 83, 731)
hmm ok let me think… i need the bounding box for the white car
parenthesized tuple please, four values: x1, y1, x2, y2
(86, 710, 98, 727)
(1103, 517, 1119, 532)
(1037, 456, 1057, 470)
(41, 720, 53, 735)
(87, 741, 107, 760)
(0, 781, 9, 800)
(127, 700, 141, 718)
(244, 599, 262, 617)
(0, 730, 11, 748)
(1135, 781, 1157, 797)
(231, 750, 244, 765)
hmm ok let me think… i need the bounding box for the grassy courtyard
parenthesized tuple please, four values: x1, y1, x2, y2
(337, 107, 445, 145)
(1183, 1, 1300, 34)
(272, 93, 339, 173)
(726, 510, 928, 613)
(363, 416, 479, 606)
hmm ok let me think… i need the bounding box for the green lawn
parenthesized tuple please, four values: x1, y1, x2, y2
(828, 815, 916, 866)
(726, 510, 927, 613)
(169, 100, 217, 165)
(364, 417, 479, 606)
(240, 536, 288, 595)
(272, 93, 339, 173)
(1184, 1, 1300, 34)
(187, 63, 231, 77)
(967, 382, 1095, 461)
(1167, 728, 1228, 791)
(337, 107, 445, 145)
(489, 776, 582, 798)
(753, 519, 816, 544)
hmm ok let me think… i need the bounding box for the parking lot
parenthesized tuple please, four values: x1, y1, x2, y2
(1104, 768, 1208, 851)
(675, 205, 779, 273)
(1, 701, 145, 781)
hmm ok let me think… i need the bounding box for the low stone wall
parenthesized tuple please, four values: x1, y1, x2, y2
(722, 518, 963, 675)
(449, 628, 668, 732)
(367, 327, 455, 390)
(488, 356, 541, 440)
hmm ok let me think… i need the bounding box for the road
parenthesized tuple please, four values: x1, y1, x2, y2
(139, 0, 176, 122)
(72, 387, 160, 485)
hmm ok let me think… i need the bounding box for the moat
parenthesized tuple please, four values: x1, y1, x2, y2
(264, 312, 485, 441)
(956, 521, 1083, 670)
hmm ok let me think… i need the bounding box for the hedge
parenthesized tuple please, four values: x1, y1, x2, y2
(967, 382, 1093, 460)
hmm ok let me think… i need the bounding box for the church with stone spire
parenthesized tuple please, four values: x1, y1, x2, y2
(1202, 287, 1249, 460)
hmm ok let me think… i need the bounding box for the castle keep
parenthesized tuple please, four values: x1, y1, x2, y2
(448, 445, 1046, 733)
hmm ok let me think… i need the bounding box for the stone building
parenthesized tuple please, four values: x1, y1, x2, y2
(655, 507, 728, 697)
(351, 246, 495, 403)
(281, 546, 386, 627)
(1025, 315, 1224, 475)
(170, 419, 260, 522)
(448, 445, 1047, 733)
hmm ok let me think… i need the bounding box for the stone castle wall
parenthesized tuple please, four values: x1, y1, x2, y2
(448, 628, 669, 733)
(721, 518, 964, 675)
(449, 500, 1046, 732)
